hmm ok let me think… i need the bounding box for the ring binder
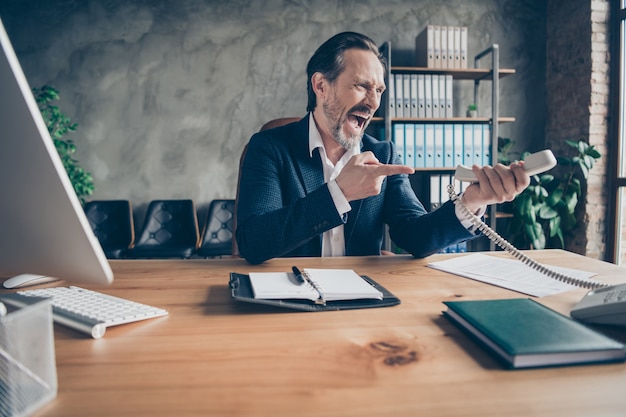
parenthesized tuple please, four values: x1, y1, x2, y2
(300, 269, 326, 305)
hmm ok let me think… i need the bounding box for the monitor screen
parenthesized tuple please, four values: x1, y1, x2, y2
(0, 18, 113, 286)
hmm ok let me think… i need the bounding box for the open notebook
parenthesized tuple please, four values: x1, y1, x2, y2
(248, 268, 383, 303)
(228, 269, 400, 312)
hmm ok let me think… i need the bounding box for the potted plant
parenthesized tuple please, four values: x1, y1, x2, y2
(497, 136, 518, 165)
(33, 85, 94, 203)
(507, 139, 601, 249)
(466, 103, 478, 118)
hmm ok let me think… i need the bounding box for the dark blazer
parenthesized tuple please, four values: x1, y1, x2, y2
(236, 116, 475, 264)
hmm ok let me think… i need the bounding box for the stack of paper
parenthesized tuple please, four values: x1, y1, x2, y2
(428, 253, 600, 297)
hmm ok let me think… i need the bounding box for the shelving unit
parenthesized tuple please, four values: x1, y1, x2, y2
(377, 42, 515, 251)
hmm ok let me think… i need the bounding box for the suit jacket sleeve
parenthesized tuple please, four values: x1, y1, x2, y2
(236, 119, 346, 264)
(360, 137, 476, 258)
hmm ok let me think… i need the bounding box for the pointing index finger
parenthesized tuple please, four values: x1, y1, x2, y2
(372, 163, 415, 177)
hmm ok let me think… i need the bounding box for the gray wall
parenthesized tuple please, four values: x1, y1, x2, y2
(0, 0, 546, 224)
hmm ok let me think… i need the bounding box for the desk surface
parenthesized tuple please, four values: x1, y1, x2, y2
(4, 250, 626, 417)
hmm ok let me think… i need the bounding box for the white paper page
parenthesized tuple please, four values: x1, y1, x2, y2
(427, 253, 600, 297)
(248, 272, 319, 300)
(304, 269, 383, 300)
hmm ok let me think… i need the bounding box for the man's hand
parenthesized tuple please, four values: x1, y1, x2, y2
(461, 162, 530, 214)
(335, 152, 414, 201)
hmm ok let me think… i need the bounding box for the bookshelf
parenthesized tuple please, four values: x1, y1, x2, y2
(376, 41, 515, 251)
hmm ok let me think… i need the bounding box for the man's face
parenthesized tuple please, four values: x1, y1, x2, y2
(320, 49, 386, 150)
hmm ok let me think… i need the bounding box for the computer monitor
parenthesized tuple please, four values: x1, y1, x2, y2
(0, 18, 113, 286)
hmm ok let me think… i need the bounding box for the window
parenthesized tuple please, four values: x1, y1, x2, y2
(608, 0, 626, 263)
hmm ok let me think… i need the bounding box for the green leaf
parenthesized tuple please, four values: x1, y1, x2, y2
(564, 192, 578, 212)
(548, 216, 561, 238)
(580, 162, 589, 179)
(526, 223, 546, 249)
(587, 148, 601, 159)
(538, 204, 558, 219)
(538, 174, 555, 183)
(546, 187, 563, 206)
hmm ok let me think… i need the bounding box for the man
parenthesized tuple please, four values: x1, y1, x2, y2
(236, 32, 529, 264)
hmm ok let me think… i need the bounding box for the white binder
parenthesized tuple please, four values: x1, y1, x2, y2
(393, 123, 405, 164)
(454, 124, 464, 167)
(445, 75, 453, 118)
(447, 26, 455, 69)
(410, 74, 418, 118)
(473, 124, 483, 165)
(460, 26, 468, 69)
(387, 73, 395, 118)
(444, 123, 454, 167)
(394, 74, 404, 118)
(424, 74, 432, 118)
(453, 26, 461, 68)
(417, 74, 426, 118)
(402, 74, 411, 118)
(440, 26, 448, 69)
(433, 25, 441, 68)
(414, 124, 425, 168)
(431, 74, 440, 118)
(434, 124, 444, 167)
(463, 123, 473, 165)
(438, 74, 446, 119)
(404, 123, 415, 168)
(424, 124, 435, 168)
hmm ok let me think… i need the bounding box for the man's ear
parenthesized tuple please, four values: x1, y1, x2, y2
(311, 72, 327, 100)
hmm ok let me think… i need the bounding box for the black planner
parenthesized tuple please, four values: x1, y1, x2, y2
(229, 272, 400, 312)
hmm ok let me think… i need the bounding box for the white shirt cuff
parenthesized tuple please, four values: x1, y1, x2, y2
(328, 179, 352, 216)
(454, 193, 486, 232)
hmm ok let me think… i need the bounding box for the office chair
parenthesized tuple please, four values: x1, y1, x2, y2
(232, 117, 302, 257)
(129, 199, 200, 259)
(197, 199, 235, 258)
(84, 200, 135, 259)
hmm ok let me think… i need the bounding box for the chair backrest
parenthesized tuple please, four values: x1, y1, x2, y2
(130, 199, 199, 259)
(197, 199, 235, 258)
(232, 117, 301, 257)
(83, 200, 134, 259)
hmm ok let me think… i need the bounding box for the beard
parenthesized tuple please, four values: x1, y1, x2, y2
(322, 97, 370, 151)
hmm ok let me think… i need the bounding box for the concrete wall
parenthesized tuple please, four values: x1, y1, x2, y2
(0, 0, 546, 224)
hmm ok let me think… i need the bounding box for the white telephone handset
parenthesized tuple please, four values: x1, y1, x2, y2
(451, 150, 603, 291)
(454, 149, 557, 182)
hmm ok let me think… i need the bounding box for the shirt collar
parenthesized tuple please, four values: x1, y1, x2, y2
(308, 113, 324, 157)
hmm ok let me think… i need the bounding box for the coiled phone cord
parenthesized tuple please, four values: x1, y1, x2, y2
(447, 184, 606, 290)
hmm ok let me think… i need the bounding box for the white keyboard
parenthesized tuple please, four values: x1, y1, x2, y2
(3, 286, 168, 338)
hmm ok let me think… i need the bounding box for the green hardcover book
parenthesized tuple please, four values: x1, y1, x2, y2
(443, 298, 626, 369)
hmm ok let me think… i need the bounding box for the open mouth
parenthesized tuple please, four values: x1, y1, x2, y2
(347, 113, 369, 130)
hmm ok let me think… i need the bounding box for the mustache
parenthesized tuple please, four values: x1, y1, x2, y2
(349, 105, 372, 116)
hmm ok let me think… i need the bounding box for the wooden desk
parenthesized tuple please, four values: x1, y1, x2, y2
(4, 250, 626, 417)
